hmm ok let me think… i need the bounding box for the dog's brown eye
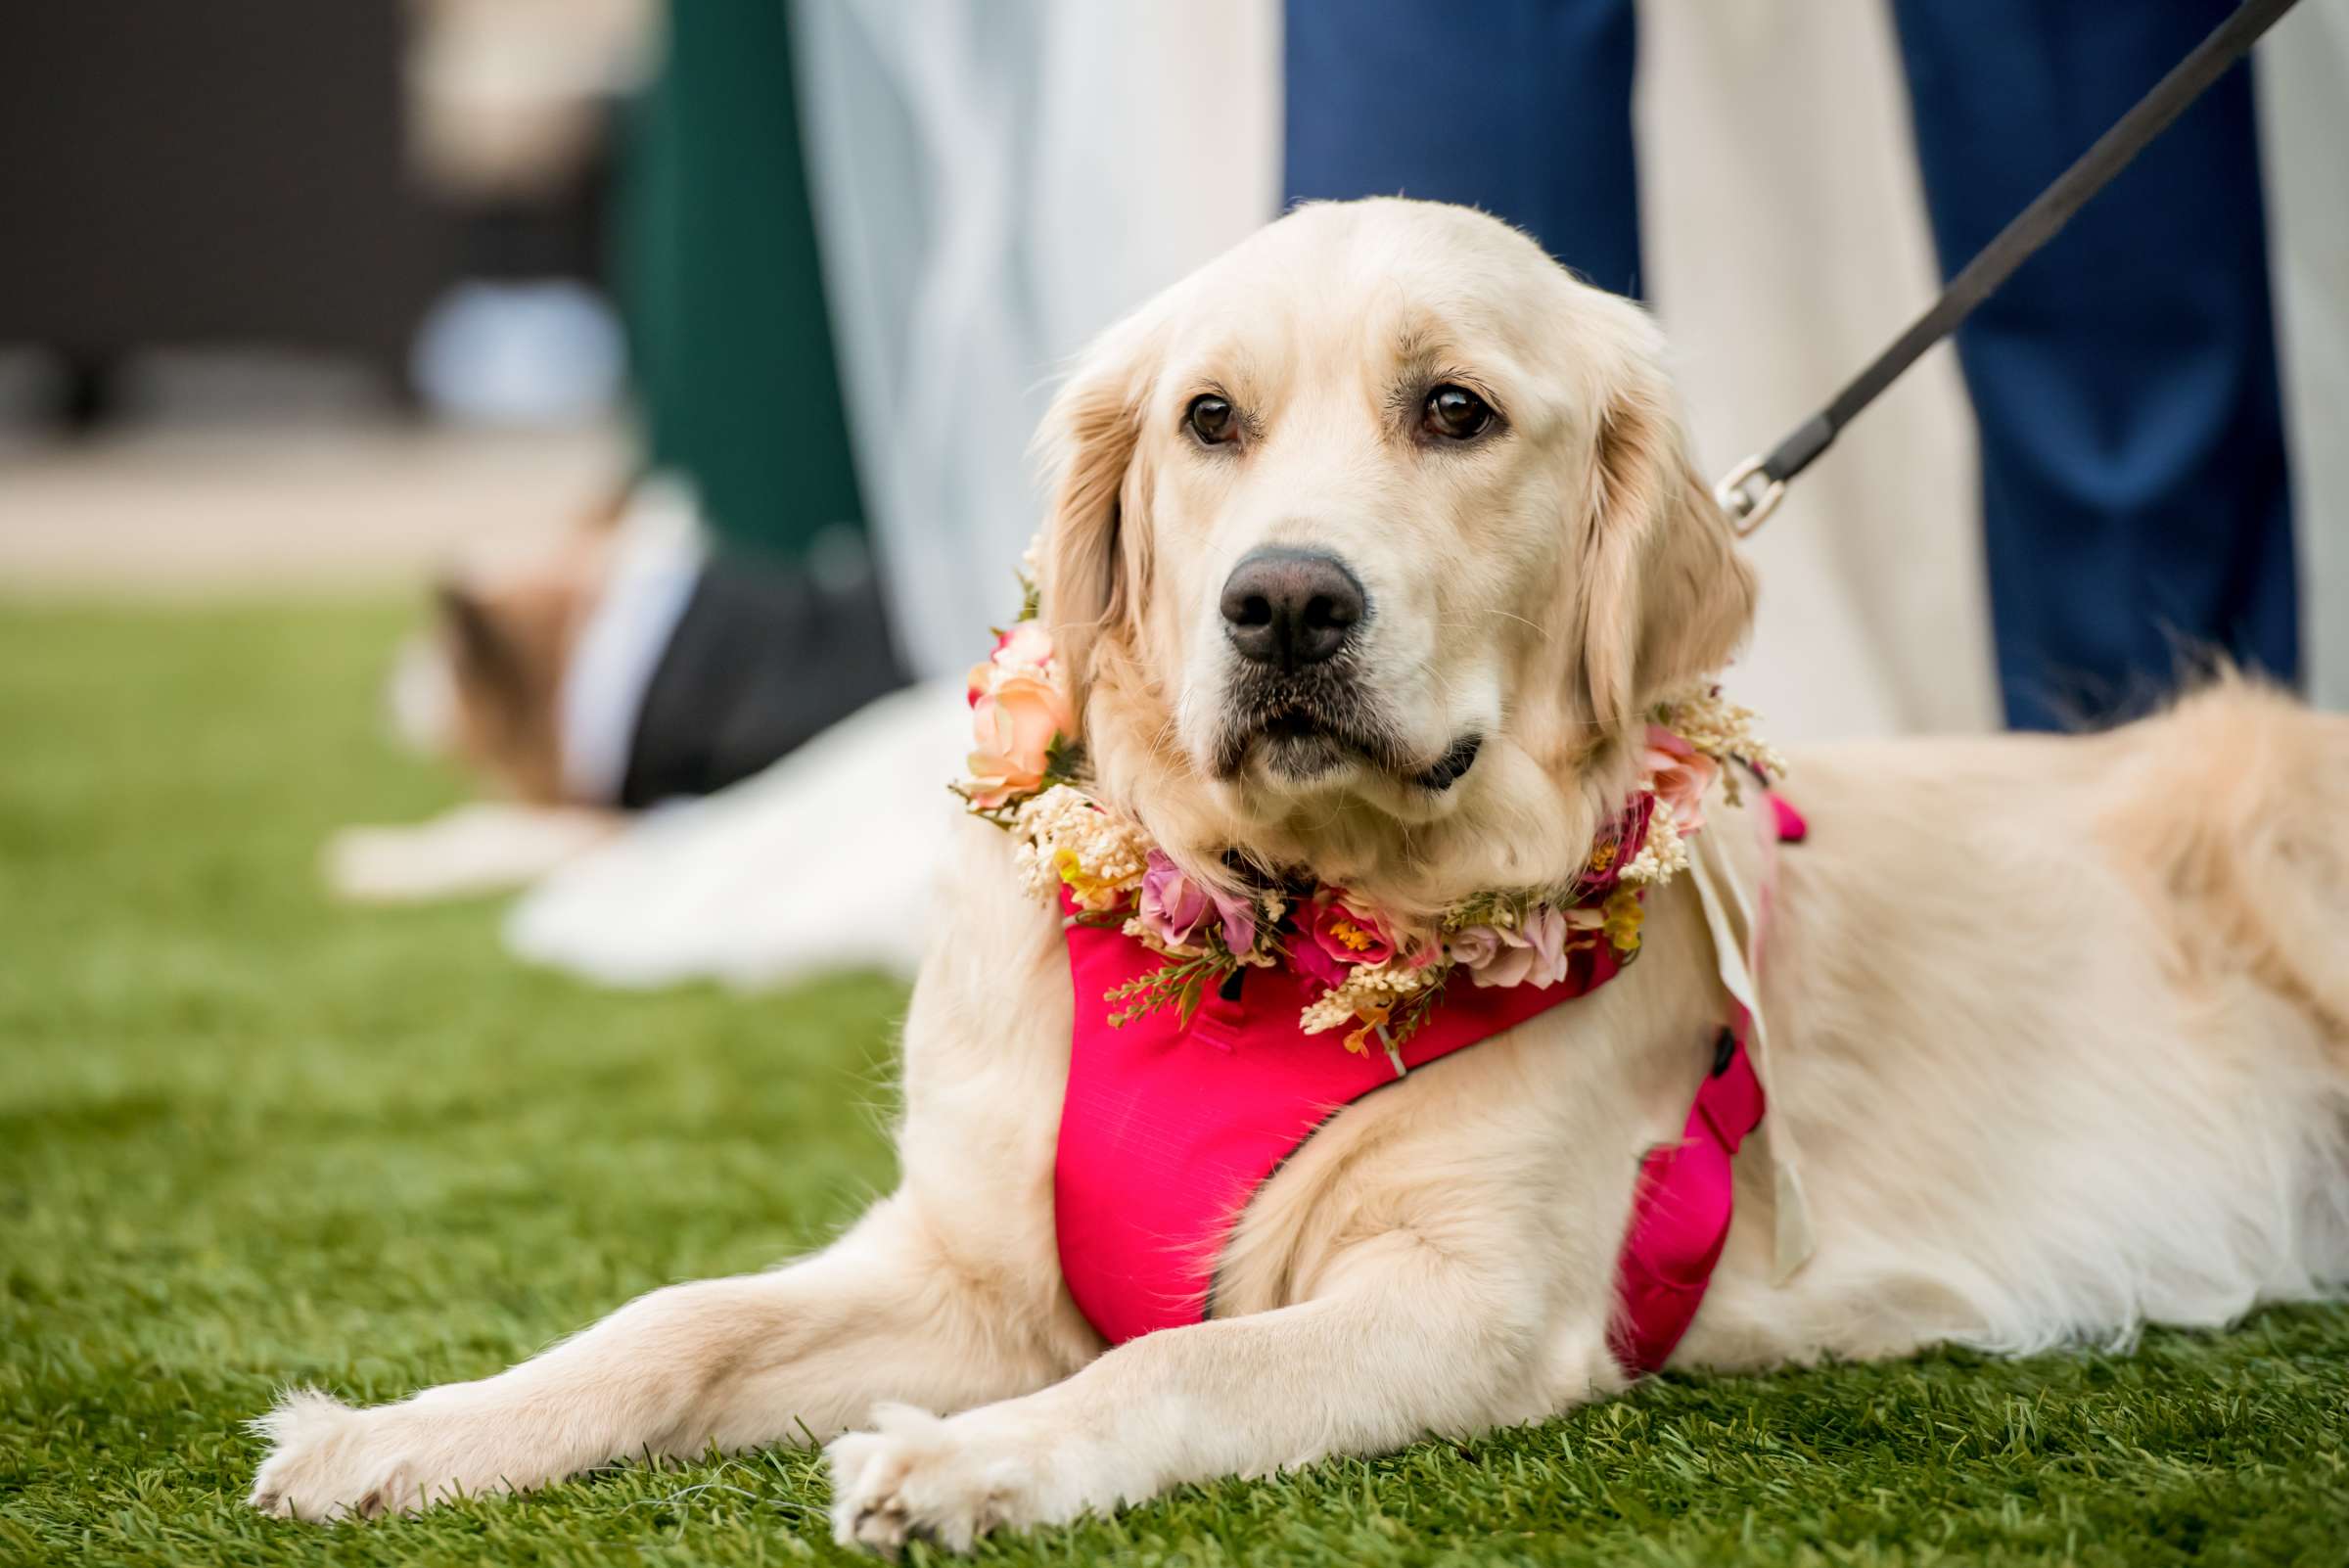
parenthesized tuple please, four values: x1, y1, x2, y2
(1422, 384, 1495, 440)
(1187, 393, 1237, 446)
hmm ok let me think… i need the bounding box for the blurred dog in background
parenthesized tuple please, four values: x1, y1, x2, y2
(331, 477, 906, 901)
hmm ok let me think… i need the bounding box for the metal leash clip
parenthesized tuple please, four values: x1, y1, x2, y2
(1705, 0, 2300, 546)
(1714, 454, 1784, 538)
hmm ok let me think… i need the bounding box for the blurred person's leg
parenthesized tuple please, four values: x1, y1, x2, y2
(620, 0, 865, 566)
(1282, 0, 1641, 298)
(594, 1, 904, 793)
(1890, 0, 2298, 729)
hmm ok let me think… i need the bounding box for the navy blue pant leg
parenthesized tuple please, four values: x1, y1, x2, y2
(1282, 0, 1643, 298)
(1889, 1, 2299, 728)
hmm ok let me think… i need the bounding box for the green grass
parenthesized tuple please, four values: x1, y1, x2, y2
(2, 598, 2345, 1567)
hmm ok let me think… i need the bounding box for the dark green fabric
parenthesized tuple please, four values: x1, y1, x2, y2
(620, 0, 863, 559)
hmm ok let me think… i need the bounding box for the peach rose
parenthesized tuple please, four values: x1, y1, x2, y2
(965, 669, 1073, 807)
(1640, 723, 1718, 832)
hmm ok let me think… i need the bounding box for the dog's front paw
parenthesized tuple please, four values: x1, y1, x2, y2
(248, 1388, 509, 1521)
(826, 1403, 1093, 1556)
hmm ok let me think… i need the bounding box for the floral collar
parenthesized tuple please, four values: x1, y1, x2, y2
(955, 566, 1781, 1055)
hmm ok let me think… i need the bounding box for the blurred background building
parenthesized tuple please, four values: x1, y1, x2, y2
(0, 0, 644, 587)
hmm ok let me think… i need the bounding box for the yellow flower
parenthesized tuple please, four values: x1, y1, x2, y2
(1342, 1003, 1393, 1057)
(1053, 848, 1126, 911)
(1602, 887, 1644, 954)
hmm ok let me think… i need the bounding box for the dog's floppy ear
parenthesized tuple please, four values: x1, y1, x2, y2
(1573, 339, 1758, 733)
(1035, 308, 1169, 720)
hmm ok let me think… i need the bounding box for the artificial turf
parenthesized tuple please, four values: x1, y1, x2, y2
(2, 597, 2345, 1567)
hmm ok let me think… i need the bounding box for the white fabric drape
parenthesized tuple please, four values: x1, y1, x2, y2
(789, 0, 1280, 682)
(1635, 0, 1995, 738)
(2261, 0, 2349, 710)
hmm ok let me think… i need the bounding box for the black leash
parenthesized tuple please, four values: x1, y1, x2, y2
(1718, 0, 2304, 535)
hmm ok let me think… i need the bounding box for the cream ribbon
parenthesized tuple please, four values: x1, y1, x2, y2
(1687, 812, 1817, 1284)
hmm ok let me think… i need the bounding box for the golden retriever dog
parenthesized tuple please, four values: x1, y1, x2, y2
(250, 199, 2349, 1549)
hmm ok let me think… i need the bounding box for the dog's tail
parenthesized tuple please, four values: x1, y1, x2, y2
(2123, 675, 2349, 1058)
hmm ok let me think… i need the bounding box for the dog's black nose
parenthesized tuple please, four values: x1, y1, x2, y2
(1219, 548, 1365, 669)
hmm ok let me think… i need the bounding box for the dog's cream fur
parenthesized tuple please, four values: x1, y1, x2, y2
(250, 201, 2349, 1550)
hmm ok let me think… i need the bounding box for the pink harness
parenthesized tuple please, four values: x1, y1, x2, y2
(1052, 793, 1806, 1375)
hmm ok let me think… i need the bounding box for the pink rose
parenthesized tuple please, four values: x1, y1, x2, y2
(991, 620, 1055, 672)
(964, 669, 1072, 808)
(1290, 929, 1352, 991)
(1578, 792, 1653, 897)
(1450, 906, 1571, 990)
(1137, 851, 1211, 951)
(1640, 724, 1718, 832)
(1307, 890, 1396, 971)
(1211, 886, 1258, 955)
(1136, 850, 1257, 955)
(1444, 924, 1501, 973)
